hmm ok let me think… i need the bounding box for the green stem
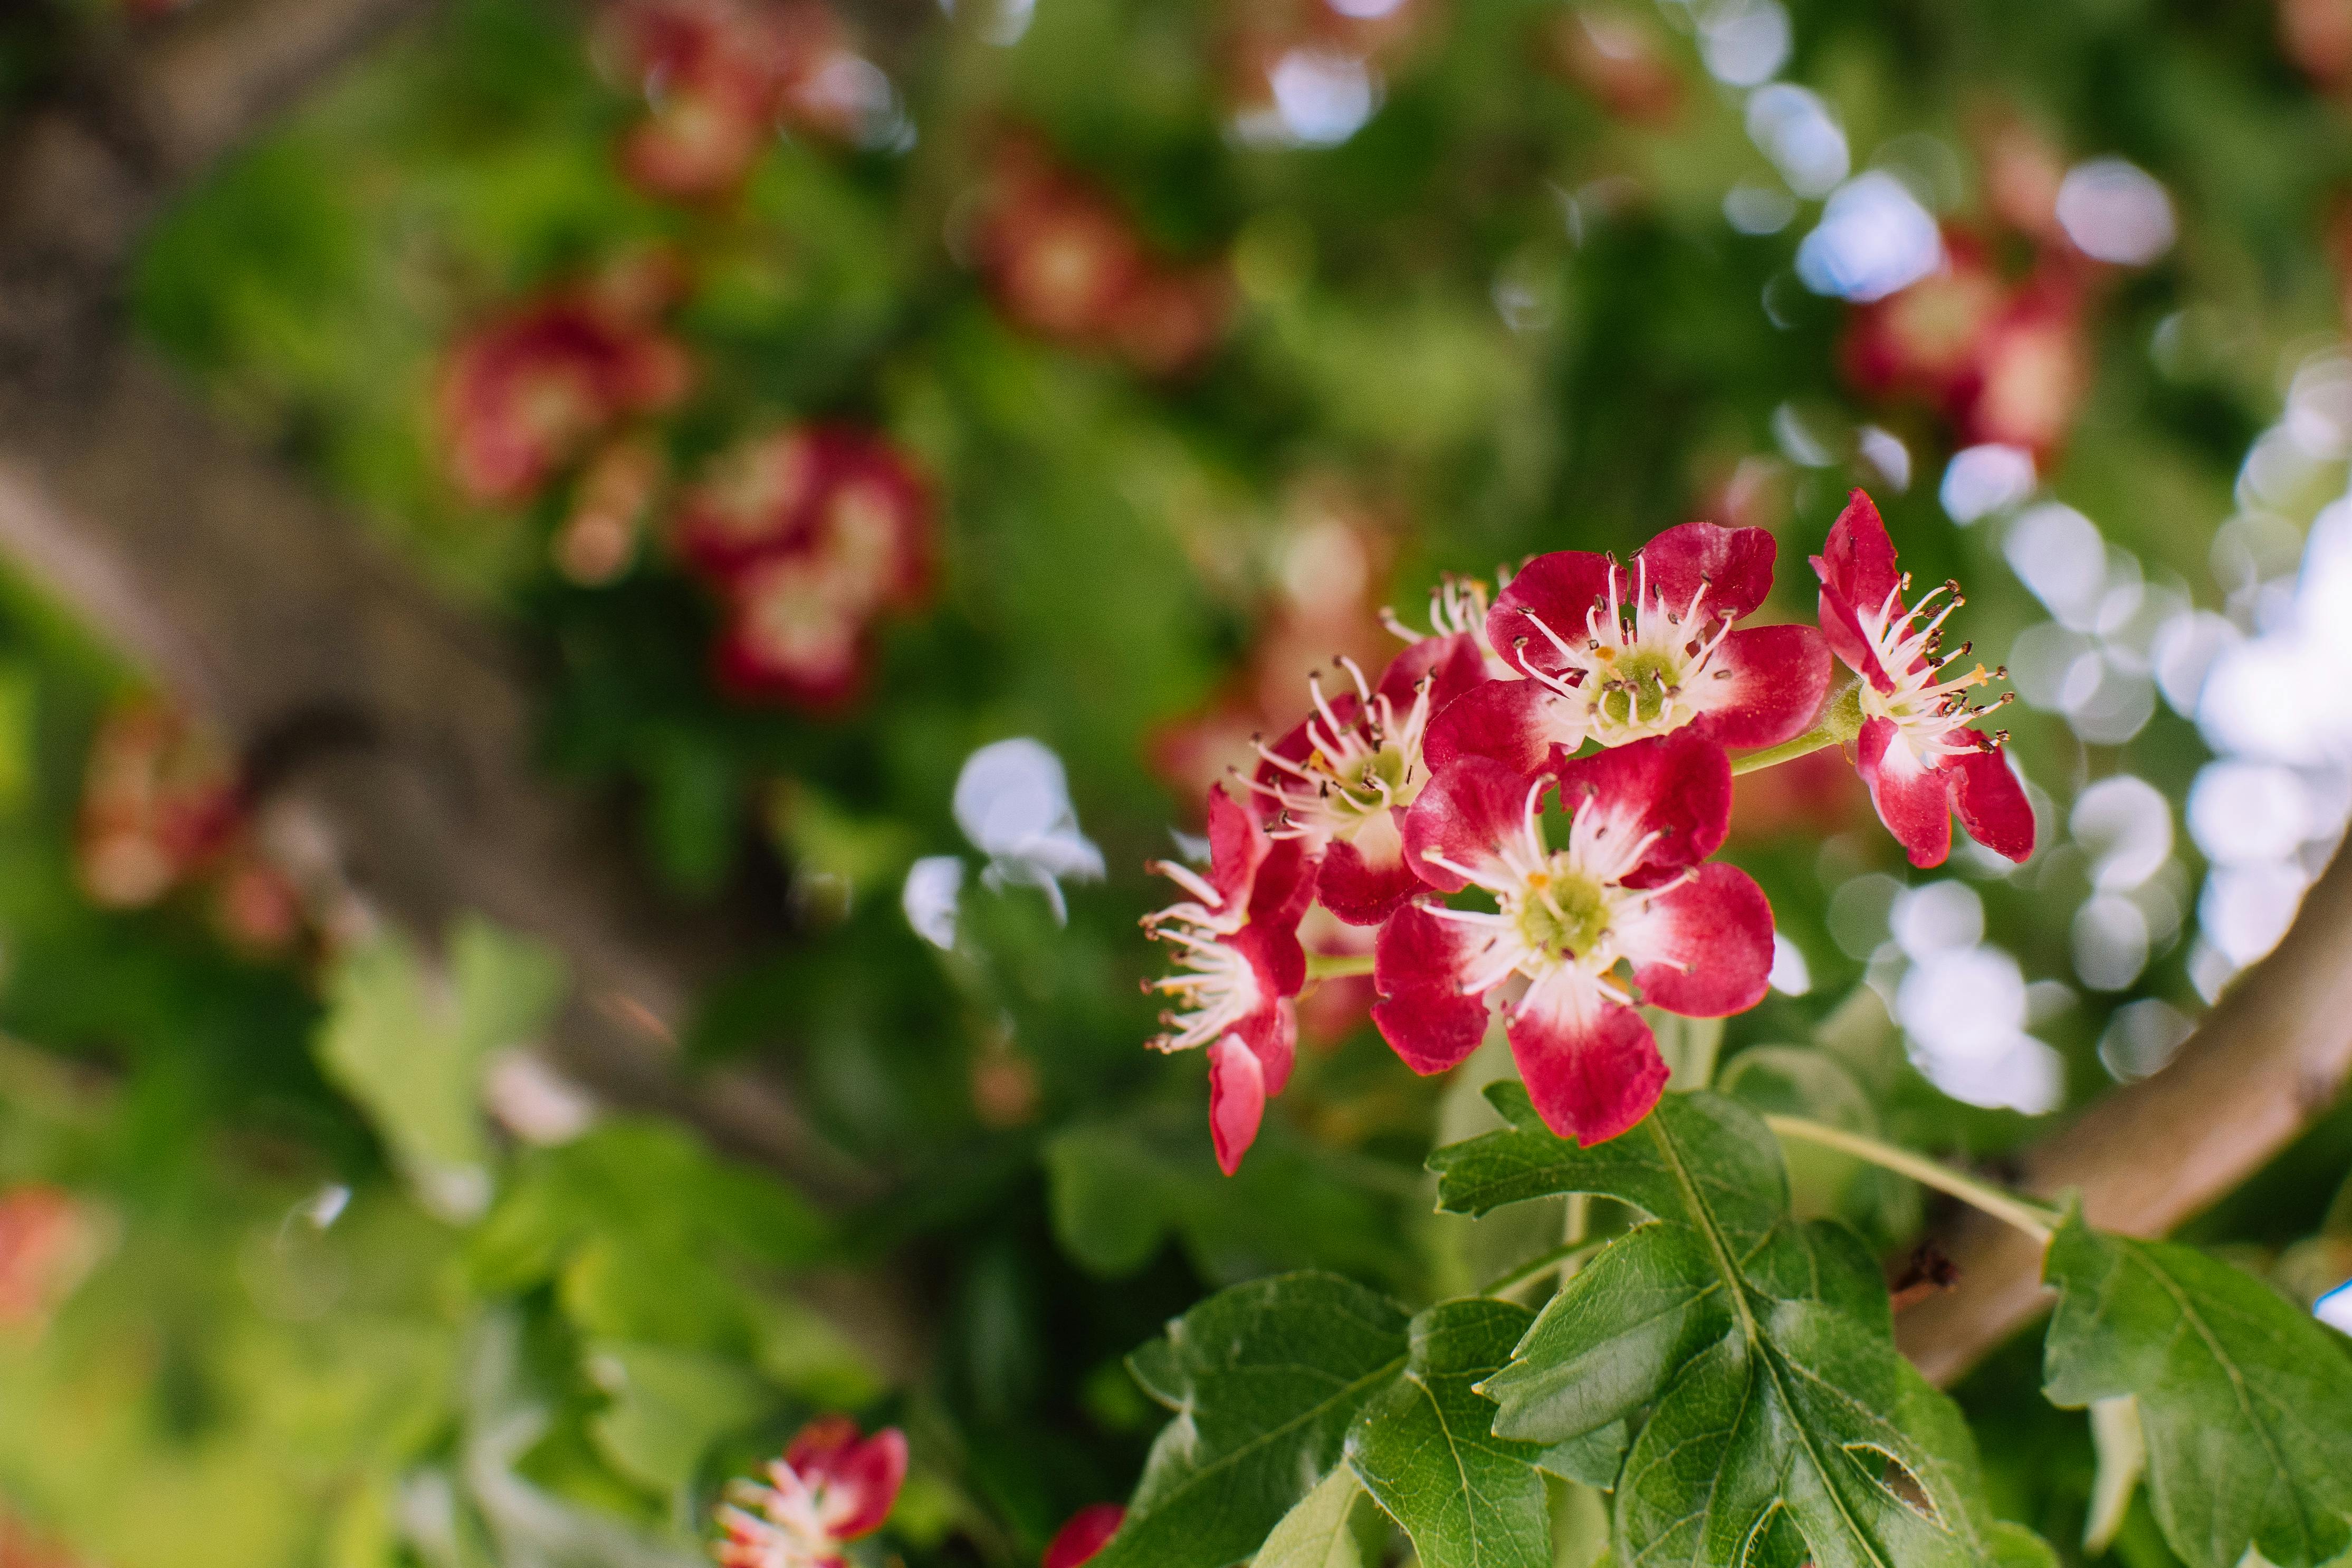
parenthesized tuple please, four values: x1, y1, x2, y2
(1728, 728, 1838, 776)
(1480, 1238, 1604, 1297)
(1763, 1114, 2059, 1242)
(1305, 951, 1378, 981)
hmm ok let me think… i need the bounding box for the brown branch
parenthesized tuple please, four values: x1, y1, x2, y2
(1899, 833, 2352, 1384)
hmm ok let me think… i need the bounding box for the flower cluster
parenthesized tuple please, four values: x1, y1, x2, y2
(1143, 491, 2032, 1166)
(1841, 228, 2090, 462)
(76, 699, 306, 954)
(713, 1416, 905, 1568)
(437, 260, 693, 509)
(594, 0, 882, 201)
(676, 423, 933, 709)
(969, 137, 1232, 377)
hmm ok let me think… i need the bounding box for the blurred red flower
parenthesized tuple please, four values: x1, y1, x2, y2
(673, 424, 933, 710)
(970, 137, 1233, 377)
(438, 282, 692, 508)
(596, 0, 883, 200)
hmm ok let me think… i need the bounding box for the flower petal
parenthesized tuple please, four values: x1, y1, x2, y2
(1506, 978, 1668, 1145)
(1239, 997, 1299, 1097)
(1811, 489, 1901, 614)
(1487, 549, 1617, 682)
(1378, 628, 1491, 713)
(1423, 678, 1584, 776)
(1621, 864, 1774, 1017)
(1814, 579, 1895, 693)
(1371, 905, 1493, 1073)
(1949, 743, 2035, 863)
(1631, 519, 1777, 622)
(1687, 623, 1833, 749)
(1231, 920, 1307, 1002)
(1856, 715, 1953, 867)
(1250, 838, 1318, 929)
(1208, 1034, 1268, 1177)
(1203, 784, 1271, 912)
(1316, 816, 1427, 925)
(783, 1419, 907, 1541)
(1401, 755, 1545, 894)
(1044, 1507, 1127, 1568)
(1550, 729, 1733, 882)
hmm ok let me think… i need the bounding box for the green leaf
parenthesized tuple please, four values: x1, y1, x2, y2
(1986, 1522, 2062, 1567)
(1344, 1298, 1550, 1568)
(1254, 1465, 1373, 1568)
(1431, 1086, 1995, 1567)
(2042, 1209, 2352, 1568)
(1096, 1273, 1412, 1568)
(586, 1342, 770, 1499)
(1044, 1114, 1412, 1288)
(315, 918, 568, 1220)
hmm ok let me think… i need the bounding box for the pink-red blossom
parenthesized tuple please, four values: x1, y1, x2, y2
(1142, 786, 1313, 1174)
(675, 424, 932, 710)
(1248, 635, 1489, 927)
(438, 291, 691, 507)
(715, 1416, 905, 1568)
(1432, 520, 1829, 774)
(596, 0, 877, 201)
(1811, 490, 2033, 868)
(1373, 732, 1772, 1144)
(970, 138, 1232, 377)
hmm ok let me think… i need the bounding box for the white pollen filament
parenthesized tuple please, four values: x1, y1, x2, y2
(1509, 555, 1736, 744)
(1244, 657, 1439, 847)
(1142, 890, 1268, 1053)
(1853, 571, 2014, 766)
(1420, 776, 1688, 1023)
(1381, 573, 1513, 676)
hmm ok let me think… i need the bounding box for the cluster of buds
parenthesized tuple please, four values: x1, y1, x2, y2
(75, 699, 305, 955)
(674, 423, 933, 709)
(437, 252, 693, 511)
(968, 137, 1232, 378)
(713, 1417, 904, 1568)
(594, 0, 885, 201)
(1143, 491, 2032, 1168)
(1841, 229, 2091, 462)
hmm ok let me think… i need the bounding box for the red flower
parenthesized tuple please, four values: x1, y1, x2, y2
(1434, 520, 1829, 773)
(1840, 232, 2090, 462)
(970, 138, 1232, 376)
(0, 1186, 98, 1330)
(597, 0, 876, 200)
(682, 424, 932, 710)
(438, 294, 690, 506)
(1043, 1506, 1126, 1568)
(1142, 787, 1314, 1174)
(1247, 635, 1490, 926)
(1811, 490, 2033, 868)
(1373, 733, 1772, 1145)
(715, 1416, 906, 1568)
(77, 699, 242, 910)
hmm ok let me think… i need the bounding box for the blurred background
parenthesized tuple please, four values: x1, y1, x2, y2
(2, 0, 2351, 1563)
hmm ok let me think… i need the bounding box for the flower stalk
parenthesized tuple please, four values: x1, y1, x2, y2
(1763, 1113, 2059, 1242)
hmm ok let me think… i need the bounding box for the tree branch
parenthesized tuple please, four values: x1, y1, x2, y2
(1899, 834, 2352, 1384)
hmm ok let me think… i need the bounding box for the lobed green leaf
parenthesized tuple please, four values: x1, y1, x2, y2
(2042, 1209, 2352, 1568)
(1344, 1298, 1551, 1568)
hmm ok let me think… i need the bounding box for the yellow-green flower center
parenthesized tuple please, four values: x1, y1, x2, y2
(1514, 858, 1611, 958)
